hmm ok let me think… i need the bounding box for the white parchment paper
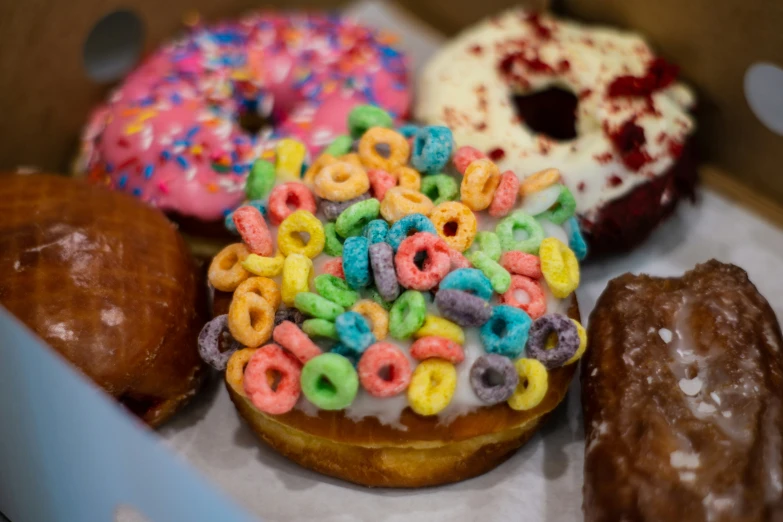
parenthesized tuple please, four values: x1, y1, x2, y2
(159, 2, 783, 520)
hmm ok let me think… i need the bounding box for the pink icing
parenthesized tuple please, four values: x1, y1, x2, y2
(77, 12, 411, 222)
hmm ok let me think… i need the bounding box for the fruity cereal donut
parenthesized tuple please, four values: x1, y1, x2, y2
(76, 12, 410, 235)
(416, 9, 698, 256)
(203, 105, 587, 488)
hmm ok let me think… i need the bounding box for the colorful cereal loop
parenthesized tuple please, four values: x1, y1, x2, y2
(507, 358, 549, 411)
(208, 243, 251, 292)
(539, 237, 580, 298)
(301, 353, 359, 410)
(428, 201, 477, 252)
(243, 343, 301, 415)
(277, 210, 325, 258)
(281, 253, 312, 307)
(461, 158, 501, 211)
(407, 359, 457, 416)
(358, 342, 412, 397)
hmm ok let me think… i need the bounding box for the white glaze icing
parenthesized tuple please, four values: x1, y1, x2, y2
(415, 9, 697, 223)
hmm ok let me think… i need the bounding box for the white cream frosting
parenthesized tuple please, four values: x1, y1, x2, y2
(415, 9, 696, 222)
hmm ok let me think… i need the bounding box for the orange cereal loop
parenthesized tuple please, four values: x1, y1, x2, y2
(226, 348, 258, 396)
(519, 168, 561, 197)
(228, 292, 275, 348)
(379, 187, 434, 223)
(234, 276, 282, 311)
(338, 153, 364, 169)
(429, 201, 478, 252)
(208, 243, 251, 292)
(303, 153, 337, 186)
(461, 158, 501, 211)
(352, 299, 390, 340)
(313, 161, 370, 202)
(358, 127, 410, 172)
(395, 165, 421, 191)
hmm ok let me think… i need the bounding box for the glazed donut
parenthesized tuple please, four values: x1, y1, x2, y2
(76, 12, 410, 232)
(415, 9, 698, 256)
(205, 106, 589, 487)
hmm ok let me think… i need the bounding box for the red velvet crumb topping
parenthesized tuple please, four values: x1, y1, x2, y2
(525, 12, 552, 39)
(488, 148, 506, 161)
(607, 58, 680, 99)
(608, 120, 651, 171)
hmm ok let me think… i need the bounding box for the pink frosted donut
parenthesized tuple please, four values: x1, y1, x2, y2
(76, 12, 411, 225)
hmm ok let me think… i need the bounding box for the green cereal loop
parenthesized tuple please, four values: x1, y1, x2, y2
(466, 251, 512, 294)
(294, 292, 345, 321)
(323, 223, 344, 257)
(420, 174, 459, 205)
(323, 135, 353, 157)
(245, 159, 276, 200)
(389, 290, 427, 340)
(536, 185, 577, 225)
(302, 318, 338, 340)
(335, 198, 381, 238)
(368, 287, 393, 311)
(495, 210, 546, 254)
(301, 353, 359, 410)
(348, 105, 394, 139)
(314, 274, 359, 308)
(472, 231, 502, 261)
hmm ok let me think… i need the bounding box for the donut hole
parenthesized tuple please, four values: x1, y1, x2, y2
(374, 142, 392, 158)
(266, 369, 283, 391)
(238, 97, 275, 135)
(443, 221, 459, 237)
(482, 368, 505, 388)
(378, 365, 395, 382)
(512, 87, 578, 142)
(491, 319, 508, 337)
(316, 376, 338, 396)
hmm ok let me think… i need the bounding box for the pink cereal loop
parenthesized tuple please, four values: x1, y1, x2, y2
(394, 232, 451, 290)
(367, 169, 397, 201)
(267, 182, 317, 226)
(448, 248, 472, 270)
(323, 257, 345, 279)
(500, 251, 542, 279)
(500, 275, 547, 319)
(272, 321, 322, 364)
(488, 170, 520, 217)
(233, 205, 274, 256)
(243, 343, 301, 414)
(358, 342, 412, 397)
(453, 146, 486, 175)
(410, 336, 465, 364)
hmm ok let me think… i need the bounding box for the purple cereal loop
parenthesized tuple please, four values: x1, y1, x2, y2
(274, 307, 306, 327)
(525, 313, 579, 369)
(469, 354, 518, 404)
(321, 193, 370, 221)
(369, 242, 400, 302)
(198, 314, 240, 371)
(434, 288, 492, 327)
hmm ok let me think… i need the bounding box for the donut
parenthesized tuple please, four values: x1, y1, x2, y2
(76, 12, 411, 235)
(415, 9, 698, 256)
(205, 105, 588, 487)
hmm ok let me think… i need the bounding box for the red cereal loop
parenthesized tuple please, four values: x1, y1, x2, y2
(448, 248, 472, 270)
(243, 343, 301, 414)
(273, 321, 322, 364)
(358, 342, 412, 397)
(453, 146, 486, 175)
(410, 336, 465, 364)
(394, 232, 451, 290)
(500, 251, 542, 279)
(488, 170, 520, 217)
(367, 169, 397, 201)
(233, 205, 274, 256)
(267, 182, 317, 226)
(500, 275, 547, 319)
(323, 257, 345, 279)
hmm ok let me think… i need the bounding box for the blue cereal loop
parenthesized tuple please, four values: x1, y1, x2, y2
(335, 311, 376, 354)
(224, 212, 239, 235)
(480, 305, 533, 359)
(397, 124, 419, 139)
(411, 126, 454, 174)
(330, 343, 360, 367)
(342, 236, 371, 290)
(565, 216, 588, 261)
(439, 268, 493, 301)
(362, 219, 390, 245)
(386, 213, 437, 251)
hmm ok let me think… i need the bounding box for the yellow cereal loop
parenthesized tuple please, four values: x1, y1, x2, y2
(564, 320, 587, 365)
(338, 152, 364, 169)
(358, 127, 410, 171)
(414, 315, 465, 345)
(208, 243, 251, 292)
(508, 358, 548, 411)
(351, 300, 390, 340)
(519, 168, 561, 197)
(380, 187, 434, 223)
(539, 237, 580, 298)
(225, 348, 257, 396)
(281, 253, 313, 306)
(241, 251, 285, 277)
(395, 166, 421, 191)
(407, 358, 457, 416)
(275, 138, 307, 182)
(277, 210, 325, 258)
(429, 201, 477, 252)
(228, 292, 275, 348)
(313, 161, 370, 202)
(303, 153, 337, 186)
(461, 158, 501, 211)
(234, 276, 281, 311)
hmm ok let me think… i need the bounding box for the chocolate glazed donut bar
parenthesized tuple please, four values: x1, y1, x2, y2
(583, 261, 783, 521)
